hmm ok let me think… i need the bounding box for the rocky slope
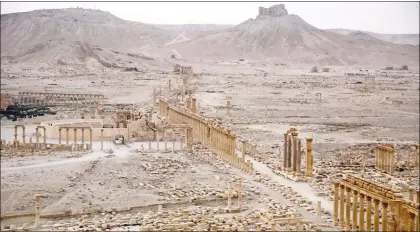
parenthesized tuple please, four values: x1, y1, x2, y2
(327, 29, 419, 46)
(1, 8, 175, 68)
(153, 11, 418, 67)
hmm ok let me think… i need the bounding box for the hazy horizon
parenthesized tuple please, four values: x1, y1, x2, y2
(1, 1, 419, 34)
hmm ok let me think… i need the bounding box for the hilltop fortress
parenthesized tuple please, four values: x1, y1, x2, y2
(257, 4, 288, 19)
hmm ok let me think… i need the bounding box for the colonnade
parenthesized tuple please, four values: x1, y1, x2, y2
(18, 92, 105, 106)
(35, 126, 47, 146)
(58, 127, 93, 150)
(375, 144, 395, 174)
(160, 98, 253, 174)
(283, 128, 300, 176)
(407, 144, 419, 168)
(333, 174, 420, 232)
(282, 128, 312, 177)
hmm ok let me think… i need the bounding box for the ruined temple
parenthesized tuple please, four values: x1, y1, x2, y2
(257, 4, 288, 19)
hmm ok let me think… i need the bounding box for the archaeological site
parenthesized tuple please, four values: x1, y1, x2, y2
(0, 2, 419, 232)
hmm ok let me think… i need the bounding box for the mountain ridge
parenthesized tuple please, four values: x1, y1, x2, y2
(1, 7, 418, 69)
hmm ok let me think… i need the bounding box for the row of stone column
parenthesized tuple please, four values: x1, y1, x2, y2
(18, 95, 104, 106)
(375, 144, 395, 174)
(333, 183, 420, 232)
(407, 144, 419, 168)
(142, 131, 185, 153)
(282, 128, 313, 177)
(14, 125, 47, 146)
(163, 101, 253, 174)
(58, 127, 92, 150)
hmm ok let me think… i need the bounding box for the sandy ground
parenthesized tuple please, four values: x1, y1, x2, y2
(1, 63, 419, 228)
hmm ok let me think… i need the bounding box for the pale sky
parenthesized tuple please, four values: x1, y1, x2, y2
(1, 1, 419, 34)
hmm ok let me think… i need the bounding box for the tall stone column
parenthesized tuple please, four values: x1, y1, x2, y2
(352, 190, 358, 230)
(66, 128, 69, 145)
(333, 183, 339, 226)
(14, 126, 18, 142)
(340, 185, 345, 228)
(242, 141, 246, 161)
(388, 152, 394, 174)
(296, 139, 301, 176)
(306, 137, 313, 177)
(292, 133, 298, 174)
(100, 129, 104, 150)
(187, 128, 192, 152)
(366, 196, 372, 232)
(359, 193, 365, 232)
(373, 199, 379, 232)
(382, 202, 388, 232)
(417, 190, 420, 204)
(345, 187, 351, 231)
(58, 128, 62, 145)
(283, 133, 288, 171)
(81, 128, 85, 144)
(43, 128, 46, 144)
(89, 129, 93, 150)
(287, 134, 292, 172)
(35, 128, 39, 146)
(73, 128, 77, 145)
(22, 126, 26, 144)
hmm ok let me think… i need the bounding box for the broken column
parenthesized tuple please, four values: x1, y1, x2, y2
(316, 200, 322, 215)
(34, 195, 41, 228)
(227, 100, 231, 115)
(191, 98, 197, 113)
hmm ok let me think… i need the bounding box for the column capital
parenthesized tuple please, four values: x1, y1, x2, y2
(366, 195, 372, 201)
(346, 187, 351, 192)
(359, 192, 365, 197)
(66, 128, 69, 131)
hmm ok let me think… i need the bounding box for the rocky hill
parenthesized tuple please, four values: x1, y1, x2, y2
(1, 8, 175, 69)
(1, 6, 418, 69)
(152, 4, 418, 67)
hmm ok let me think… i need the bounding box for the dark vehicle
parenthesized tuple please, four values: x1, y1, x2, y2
(0, 104, 57, 120)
